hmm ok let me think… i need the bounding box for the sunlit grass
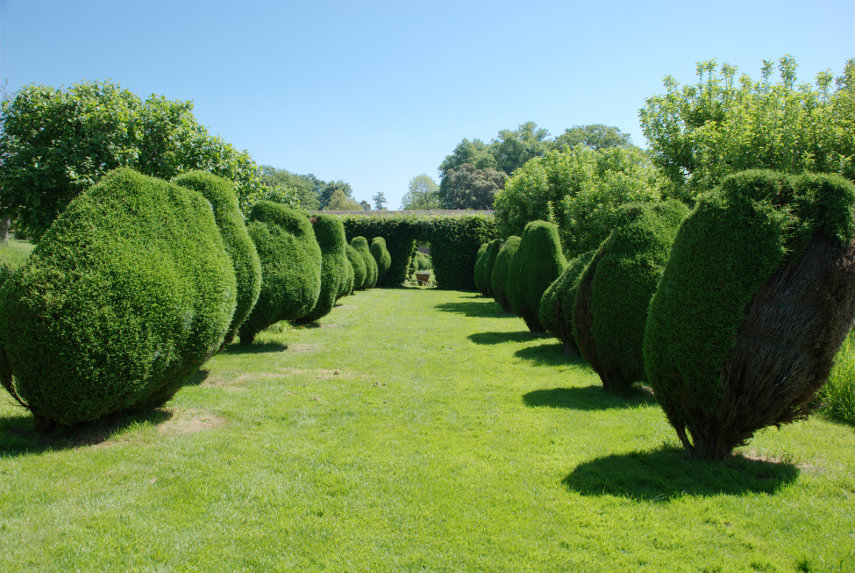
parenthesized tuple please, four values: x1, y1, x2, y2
(819, 330, 855, 425)
(0, 238, 34, 268)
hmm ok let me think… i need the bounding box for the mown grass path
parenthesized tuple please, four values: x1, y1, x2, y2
(1, 288, 853, 571)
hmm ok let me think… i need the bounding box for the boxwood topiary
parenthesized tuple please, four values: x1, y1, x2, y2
(538, 250, 595, 354)
(370, 237, 392, 284)
(573, 201, 689, 391)
(506, 221, 567, 332)
(340, 251, 355, 298)
(346, 244, 367, 291)
(351, 236, 377, 289)
(238, 201, 322, 344)
(644, 170, 855, 459)
(479, 238, 504, 297)
(473, 243, 488, 294)
(491, 236, 520, 314)
(293, 215, 349, 325)
(0, 168, 236, 426)
(172, 170, 261, 347)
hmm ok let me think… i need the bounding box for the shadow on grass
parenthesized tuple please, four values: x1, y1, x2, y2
(469, 331, 535, 344)
(434, 299, 507, 318)
(523, 385, 657, 410)
(0, 407, 173, 457)
(184, 369, 210, 386)
(220, 342, 288, 355)
(563, 446, 800, 501)
(514, 341, 588, 367)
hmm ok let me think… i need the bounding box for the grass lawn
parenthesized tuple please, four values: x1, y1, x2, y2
(1, 288, 853, 571)
(0, 239, 34, 267)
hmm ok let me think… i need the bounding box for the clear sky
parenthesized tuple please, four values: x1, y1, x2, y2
(2, 0, 853, 208)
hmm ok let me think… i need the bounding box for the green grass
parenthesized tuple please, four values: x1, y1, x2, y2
(1, 288, 854, 571)
(820, 330, 855, 425)
(0, 239, 34, 268)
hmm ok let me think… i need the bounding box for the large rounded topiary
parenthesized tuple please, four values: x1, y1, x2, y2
(293, 215, 349, 325)
(0, 168, 236, 426)
(370, 237, 392, 285)
(573, 201, 689, 391)
(172, 170, 261, 346)
(473, 243, 488, 294)
(506, 221, 567, 332)
(238, 201, 322, 344)
(351, 236, 377, 289)
(644, 170, 855, 460)
(479, 238, 503, 297)
(491, 236, 520, 314)
(346, 244, 367, 291)
(538, 250, 595, 354)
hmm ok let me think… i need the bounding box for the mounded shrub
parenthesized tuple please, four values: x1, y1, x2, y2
(346, 244, 367, 291)
(370, 237, 392, 284)
(0, 168, 236, 426)
(506, 221, 567, 332)
(538, 250, 595, 354)
(490, 236, 520, 314)
(573, 201, 689, 391)
(238, 201, 322, 344)
(473, 243, 488, 293)
(351, 236, 378, 289)
(172, 170, 261, 346)
(293, 215, 349, 325)
(412, 251, 432, 270)
(644, 170, 855, 460)
(479, 238, 504, 297)
(340, 252, 355, 298)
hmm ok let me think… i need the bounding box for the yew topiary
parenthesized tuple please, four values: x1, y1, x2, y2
(238, 201, 321, 344)
(473, 243, 488, 294)
(370, 237, 392, 284)
(172, 170, 261, 346)
(479, 238, 504, 297)
(491, 236, 520, 314)
(644, 170, 855, 459)
(293, 215, 349, 325)
(506, 221, 567, 332)
(573, 201, 689, 391)
(351, 236, 377, 289)
(340, 252, 355, 298)
(0, 168, 236, 426)
(538, 250, 595, 354)
(346, 244, 367, 291)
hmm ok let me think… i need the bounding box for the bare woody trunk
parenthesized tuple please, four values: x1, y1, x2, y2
(0, 218, 10, 244)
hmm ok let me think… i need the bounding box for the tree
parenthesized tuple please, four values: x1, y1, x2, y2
(0, 81, 266, 239)
(438, 164, 506, 210)
(401, 174, 440, 210)
(359, 200, 371, 211)
(372, 192, 387, 211)
(324, 189, 362, 211)
(555, 124, 633, 150)
(439, 138, 498, 174)
(259, 166, 322, 210)
(490, 121, 554, 175)
(318, 180, 355, 209)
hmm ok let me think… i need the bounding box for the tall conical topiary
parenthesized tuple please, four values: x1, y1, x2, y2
(346, 244, 367, 291)
(573, 201, 689, 391)
(370, 236, 392, 285)
(172, 170, 261, 347)
(491, 236, 520, 314)
(351, 236, 377, 289)
(538, 250, 595, 354)
(0, 168, 236, 426)
(644, 171, 855, 459)
(479, 238, 503, 297)
(506, 221, 567, 332)
(473, 243, 488, 294)
(238, 201, 322, 344)
(293, 215, 349, 325)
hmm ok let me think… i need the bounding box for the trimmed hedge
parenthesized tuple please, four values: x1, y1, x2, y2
(473, 243, 488, 293)
(506, 220, 567, 332)
(350, 236, 378, 289)
(172, 170, 261, 346)
(238, 201, 322, 344)
(491, 236, 521, 314)
(370, 237, 392, 283)
(0, 168, 236, 426)
(479, 238, 503, 297)
(644, 170, 855, 459)
(293, 215, 349, 325)
(538, 249, 595, 354)
(573, 201, 689, 391)
(346, 244, 367, 291)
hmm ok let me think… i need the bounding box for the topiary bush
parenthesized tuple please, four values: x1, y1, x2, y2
(491, 236, 521, 314)
(0, 168, 236, 427)
(172, 170, 261, 347)
(412, 251, 432, 271)
(538, 250, 595, 354)
(479, 238, 504, 297)
(346, 244, 367, 291)
(473, 243, 488, 294)
(506, 221, 567, 332)
(293, 215, 349, 325)
(573, 201, 689, 391)
(351, 236, 378, 289)
(238, 201, 322, 344)
(340, 251, 355, 298)
(370, 237, 392, 284)
(644, 170, 855, 460)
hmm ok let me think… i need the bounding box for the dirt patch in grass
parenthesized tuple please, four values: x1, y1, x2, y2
(288, 343, 320, 353)
(157, 407, 226, 436)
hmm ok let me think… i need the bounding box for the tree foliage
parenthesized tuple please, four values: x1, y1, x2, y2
(401, 174, 441, 210)
(555, 124, 633, 150)
(438, 164, 506, 210)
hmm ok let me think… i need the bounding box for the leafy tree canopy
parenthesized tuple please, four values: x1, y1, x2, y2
(324, 189, 363, 211)
(402, 174, 441, 210)
(555, 124, 633, 150)
(372, 192, 387, 210)
(439, 164, 507, 210)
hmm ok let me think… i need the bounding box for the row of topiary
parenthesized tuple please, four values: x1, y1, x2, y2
(0, 168, 393, 428)
(476, 170, 855, 460)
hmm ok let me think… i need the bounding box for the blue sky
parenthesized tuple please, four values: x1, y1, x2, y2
(2, 0, 853, 208)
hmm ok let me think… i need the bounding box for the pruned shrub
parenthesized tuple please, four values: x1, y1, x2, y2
(491, 236, 520, 314)
(0, 168, 236, 426)
(644, 170, 855, 459)
(351, 236, 377, 289)
(573, 201, 689, 391)
(538, 250, 595, 354)
(370, 237, 392, 284)
(293, 215, 349, 325)
(173, 170, 261, 346)
(506, 221, 567, 332)
(473, 243, 488, 293)
(238, 201, 322, 344)
(479, 238, 503, 297)
(346, 244, 367, 291)
(412, 251, 432, 271)
(340, 252, 355, 298)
